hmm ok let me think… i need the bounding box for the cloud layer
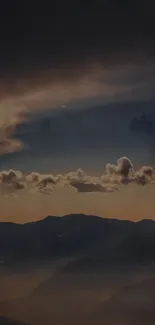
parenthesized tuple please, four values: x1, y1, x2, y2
(0, 156, 155, 197)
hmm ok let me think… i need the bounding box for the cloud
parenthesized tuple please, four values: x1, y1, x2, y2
(0, 71, 106, 156)
(1, 62, 155, 158)
(36, 175, 58, 194)
(26, 172, 63, 194)
(69, 179, 114, 193)
(0, 109, 27, 155)
(65, 169, 86, 182)
(0, 137, 23, 155)
(0, 169, 25, 193)
(134, 166, 155, 186)
(105, 156, 133, 177)
(102, 157, 155, 187)
(0, 156, 155, 196)
(0, 169, 23, 183)
(116, 157, 133, 176)
(26, 172, 40, 183)
(71, 180, 117, 193)
(134, 172, 149, 186)
(103, 157, 135, 185)
(139, 165, 154, 177)
(66, 169, 118, 193)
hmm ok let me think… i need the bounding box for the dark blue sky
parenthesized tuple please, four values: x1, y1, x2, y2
(0, 99, 155, 173)
(0, 1, 155, 221)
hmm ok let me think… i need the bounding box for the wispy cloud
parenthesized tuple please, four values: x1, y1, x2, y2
(0, 62, 155, 156)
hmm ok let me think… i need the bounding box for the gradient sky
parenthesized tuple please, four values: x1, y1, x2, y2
(0, 1, 155, 222)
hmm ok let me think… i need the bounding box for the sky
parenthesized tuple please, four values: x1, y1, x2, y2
(0, 1, 155, 222)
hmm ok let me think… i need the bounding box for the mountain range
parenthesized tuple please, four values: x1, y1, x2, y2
(91, 277, 155, 325)
(1, 214, 155, 268)
(1, 255, 155, 325)
(1, 214, 155, 324)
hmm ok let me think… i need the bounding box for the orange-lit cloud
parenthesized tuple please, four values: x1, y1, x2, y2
(0, 157, 155, 199)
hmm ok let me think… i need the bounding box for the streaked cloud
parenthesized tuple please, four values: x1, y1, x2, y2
(0, 62, 155, 156)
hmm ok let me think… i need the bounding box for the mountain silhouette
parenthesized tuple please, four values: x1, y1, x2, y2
(1, 257, 155, 325)
(90, 277, 155, 325)
(1, 215, 155, 268)
(1, 214, 155, 324)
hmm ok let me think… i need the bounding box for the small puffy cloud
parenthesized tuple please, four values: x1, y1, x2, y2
(116, 157, 133, 176)
(105, 163, 117, 175)
(103, 157, 155, 187)
(12, 181, 25, 190)
(36, 175, 57, 194)
(105, 157, 133, 177)
(69, 174, 118, 193)
(138, 166, 154, 177)
(70, 179, 106, 193)
(103, 157, 134, 185)
(134, 172, 149, 186)
(37, 175, 56, 187)
(27, 172, 62, 187)
(134, 165, 155, 186)
(0, 169, 23, 183)
(102, 173, 122, 185)
(27, 173, 63, 194)
(26, 172, 40, 183)
(0, 169, 25, 193)
(0, 156, 155, 196)
(65, 168, 86, 182)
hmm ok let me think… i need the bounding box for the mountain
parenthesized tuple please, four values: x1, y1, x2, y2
(1, 258, 155, 325)
(90, 277, 155, 325)
(1, 215, 155, 324)
(1, 215, 155, 268)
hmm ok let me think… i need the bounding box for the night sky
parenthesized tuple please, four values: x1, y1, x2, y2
(0, 1, 155, 221)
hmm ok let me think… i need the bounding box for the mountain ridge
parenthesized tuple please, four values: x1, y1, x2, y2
(0, 214, 155, 268)
(1, 215, 155, 324)
(0, 213, 154, 226)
